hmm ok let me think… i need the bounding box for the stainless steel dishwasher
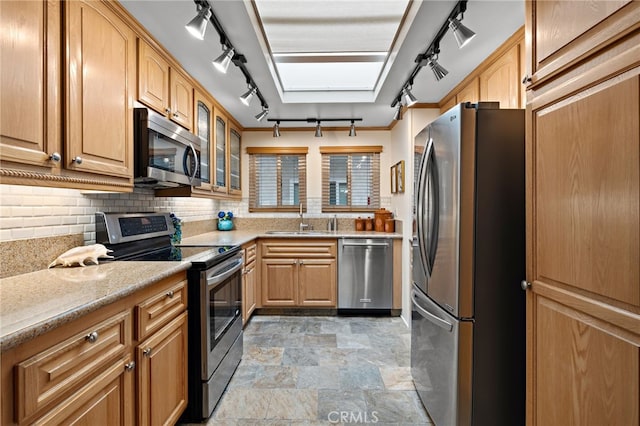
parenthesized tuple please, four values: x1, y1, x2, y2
(338, 238, 393, 311)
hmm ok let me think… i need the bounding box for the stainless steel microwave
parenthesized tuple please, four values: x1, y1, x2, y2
(134, 107, 201, 188)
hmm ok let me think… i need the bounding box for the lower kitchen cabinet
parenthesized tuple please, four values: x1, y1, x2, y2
(1, 271, 188, 425)
(137, 312, 188, 426)
(260, 239, 337, 308)
(242, 242, 258, 325)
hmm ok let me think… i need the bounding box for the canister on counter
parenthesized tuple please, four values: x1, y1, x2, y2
(374, 208, 393, 232)
(355, 218, 365, 231)
(384, 219, 395, 233)
(365, 218, 374, 231)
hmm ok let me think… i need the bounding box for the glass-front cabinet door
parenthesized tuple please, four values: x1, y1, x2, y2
(229, 126, 241, 195)
(194, 90, 212, 191)
(213, 110, 228, 194)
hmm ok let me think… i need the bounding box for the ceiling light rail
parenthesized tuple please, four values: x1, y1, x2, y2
(391, 0, 475, 114)
(187, 0, 269, 115)
(267, 118, 363, 138)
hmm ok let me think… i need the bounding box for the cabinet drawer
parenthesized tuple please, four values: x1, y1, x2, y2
(136, 279, 187, 341)
(260, 240, 337, 258)
(244, 243, 257, 265)
(16, 311, 131, 423)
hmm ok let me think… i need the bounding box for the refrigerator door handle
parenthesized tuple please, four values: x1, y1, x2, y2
(416, 138, 432, 276)
(411, 289, 453, 332)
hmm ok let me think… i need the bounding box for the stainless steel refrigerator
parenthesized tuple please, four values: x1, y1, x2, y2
(411, 102, 525, 426)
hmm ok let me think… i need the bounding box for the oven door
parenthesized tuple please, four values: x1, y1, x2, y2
(201, 253, 243, 380)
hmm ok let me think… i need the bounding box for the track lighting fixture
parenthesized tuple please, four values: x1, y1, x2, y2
(185, 5, 212, 40)
(402, 87, 418, 107)
(239, 86, 257, 106)
(349, 121, 357, 137)
(448, 15, 476, 48)
(428, 55, 448, 81)
(255, 108, 269, 122)
(212, 46, 234, 74)
(390, 0, 474, 111)
(266, 118, 361, 138)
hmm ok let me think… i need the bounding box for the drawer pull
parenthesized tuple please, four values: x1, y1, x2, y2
(166, 290, 174, 298)
(124, 361, 136, 372)
(143, 347, 152, 357)
(85, 331, 99, 343)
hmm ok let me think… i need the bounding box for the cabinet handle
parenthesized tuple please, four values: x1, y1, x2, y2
(72, 156, 83, 164)
(165, 108, 171, 115)
(521, 280, 531, 291)
(299, 260, 304, 265)
(166, 290, 174, 298)
(49, 152, 61, 162)
(173, 112, 179, 118)
(124, 361, 136, 372)
(85, 331, 99, 343)
(143, 347, 152, 357)
(521, 74, 532, 85)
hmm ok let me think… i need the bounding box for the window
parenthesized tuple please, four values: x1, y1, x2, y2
(321, 146, 382, 212)
(248, 147, 308, 212)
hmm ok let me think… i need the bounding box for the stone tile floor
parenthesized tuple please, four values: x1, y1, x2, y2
(184, 315, 432, 425)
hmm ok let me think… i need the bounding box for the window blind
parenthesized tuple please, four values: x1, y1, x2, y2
(248, 147, 307, 212)
(320, 146, 381, 212)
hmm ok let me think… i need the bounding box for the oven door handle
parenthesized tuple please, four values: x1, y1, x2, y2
(206, 257, 244, 288)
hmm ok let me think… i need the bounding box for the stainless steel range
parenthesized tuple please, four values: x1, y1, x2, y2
(95, 212, 243, 421)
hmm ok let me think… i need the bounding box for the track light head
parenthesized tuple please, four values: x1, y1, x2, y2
(393, 104, 403, 121)
(428, 56, 448, 81)
(212, 46, 234, 74)
(255, 108, 269, 122)
(402, 88, 418, 107)
(273, 121, 281, 138)
(240, 86, 257, 106)
(315, 121, 323, 138)
(449, 17, 476, 49)
(349, 120, 357, 137)
(185, 6, 212, 40)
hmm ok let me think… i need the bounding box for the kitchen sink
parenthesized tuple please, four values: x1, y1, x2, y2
(264, 230, 333, 235)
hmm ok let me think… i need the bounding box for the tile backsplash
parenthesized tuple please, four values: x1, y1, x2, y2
(0, 184, 221, 244)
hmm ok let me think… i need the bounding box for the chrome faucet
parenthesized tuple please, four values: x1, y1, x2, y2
(299, 203, 310, 231)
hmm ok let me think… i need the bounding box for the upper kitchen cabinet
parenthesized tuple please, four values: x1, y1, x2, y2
(229, 124, 242, 196)
(1, 0, 134, 191)
(526, 0, 637, 84)
(0, 0, 61, 172)
(479, 44, 521, 109)
(65, 0, 135, 179)
(138, 39, 193, 131)
(213, 110, 228, 195)
(193, 89, 213, 192)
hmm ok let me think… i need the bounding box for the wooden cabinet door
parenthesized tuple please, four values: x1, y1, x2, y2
(137, 312, 188, 426)
(65, 0, 134, 178)
(213, 111, 228, 194)
(229, 125, 242, 195)
(243, 261, 257, 325)
(527, 66, 640, 424)
(194, 90, 213, 191)
(456, 78, 479, 104)
(169, 69, 193, 131)
(35, 357, 134, 426)
(137, 39, 169, 116)
(480, 44, 520, 109)
(261, 258, 297, 306)
(298, 259, 336, 307)
(0, 0, 61, 169)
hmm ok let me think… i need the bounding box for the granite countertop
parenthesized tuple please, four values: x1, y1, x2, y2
(180, 230, 402, 246)
(0, 261, 190, 352)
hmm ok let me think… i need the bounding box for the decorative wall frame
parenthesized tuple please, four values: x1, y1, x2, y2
(395, 160, 405, 193)
(390, 164, 397, 193)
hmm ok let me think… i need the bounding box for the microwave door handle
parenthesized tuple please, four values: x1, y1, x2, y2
(183, 143, 199, 184)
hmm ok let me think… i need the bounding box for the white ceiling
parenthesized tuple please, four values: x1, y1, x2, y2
(119, 0, 525, 129)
